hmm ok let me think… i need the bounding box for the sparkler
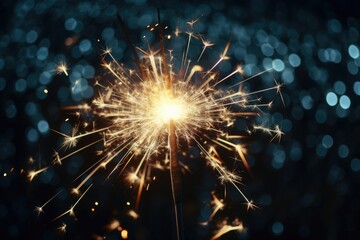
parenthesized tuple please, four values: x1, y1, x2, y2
(32, 13, 284, 239)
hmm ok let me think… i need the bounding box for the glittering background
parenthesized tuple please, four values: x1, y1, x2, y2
(1, 0, 359, 239)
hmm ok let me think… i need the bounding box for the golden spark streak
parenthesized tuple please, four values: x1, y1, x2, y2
(35, 190, 63, 215)
(28, 167, 48, 182)
(51, 184, 92, 222)
(209, 192, 224, 220)
(211, 220, 244, 240)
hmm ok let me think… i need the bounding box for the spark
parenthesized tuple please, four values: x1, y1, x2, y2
(211, 219, 245, 240)
(35, 190, 63, 215)
(253, 125, 284, 142)
(28, 167, 48, 182)
(55, 61, 69, 76)
(209, 192, 224, 221)
(58, 223, 67, 233)
(51, 184, 92, 222)
(197, 38, 215, 62)
(187, 17, 201, 28)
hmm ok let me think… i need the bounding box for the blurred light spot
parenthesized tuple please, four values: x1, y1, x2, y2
(102, 27, 115, 41)
(272, 149, 285, 169)
(79, 39, 91, 53)
(347, 61, 359, 75)
(288, 53, 301, 67)
(36, 47, 48, 60)
(348, 44, 359, 59)
(26, 30, 38, 44)
(272, 222, 284, 235)
(121, 229, 128, 239)
(318, 48, 341, 63)
(281, 69, 294, 84)
(322, 135, 333, 149)
(351, 158, 360, 172)
(301, 95, 313, 110)
(15, 79, 27, 93)
(309, 67, 328, 83)
(276, 42, 287, 55)
(339, 95, 351, 109)
(272, 59, 285, 72)
(65, 18, 77, 31)
(328, 164, 344, 183)
(326, 92, 337, 106)
(354, 81, 360, 95)
(82, 65, 95, 78)
(327, 19, 342, 33)
(39, 71, 52, 84)
(262, 58, 272, 69)
(334, 81, 346, 95)
(316, 144, 327, 157)
(11, 28, 24, 42)
(261, 43, 274, 57)
(335, 105, 348, 118)
(282, 119, 292, 132)
(27, 128, 39, 142)
(5, 101, 17, 118)
(338, 145, 349, 158)
(37, 120, 49, 133)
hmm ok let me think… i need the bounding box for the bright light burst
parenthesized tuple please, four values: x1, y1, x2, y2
(33, 17, 284, 238)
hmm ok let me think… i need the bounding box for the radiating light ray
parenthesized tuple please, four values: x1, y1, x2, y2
(51, 184, 92, 222)
(197, 38, 215, 63)
(35, 190, 63, 215)
(203, 39, 231, 79)
(230, 67, 274, 89)
(213, 65, 244, 87)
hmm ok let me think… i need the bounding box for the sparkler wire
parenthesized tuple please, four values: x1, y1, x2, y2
(158, 8, 184, 240)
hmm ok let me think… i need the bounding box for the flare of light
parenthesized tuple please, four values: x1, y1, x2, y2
(33, 19, 283, 232)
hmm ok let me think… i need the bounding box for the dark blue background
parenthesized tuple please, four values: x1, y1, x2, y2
(1, 0, 359, 239)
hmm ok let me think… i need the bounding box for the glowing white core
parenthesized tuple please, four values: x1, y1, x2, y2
(155, 98, 185, 123)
